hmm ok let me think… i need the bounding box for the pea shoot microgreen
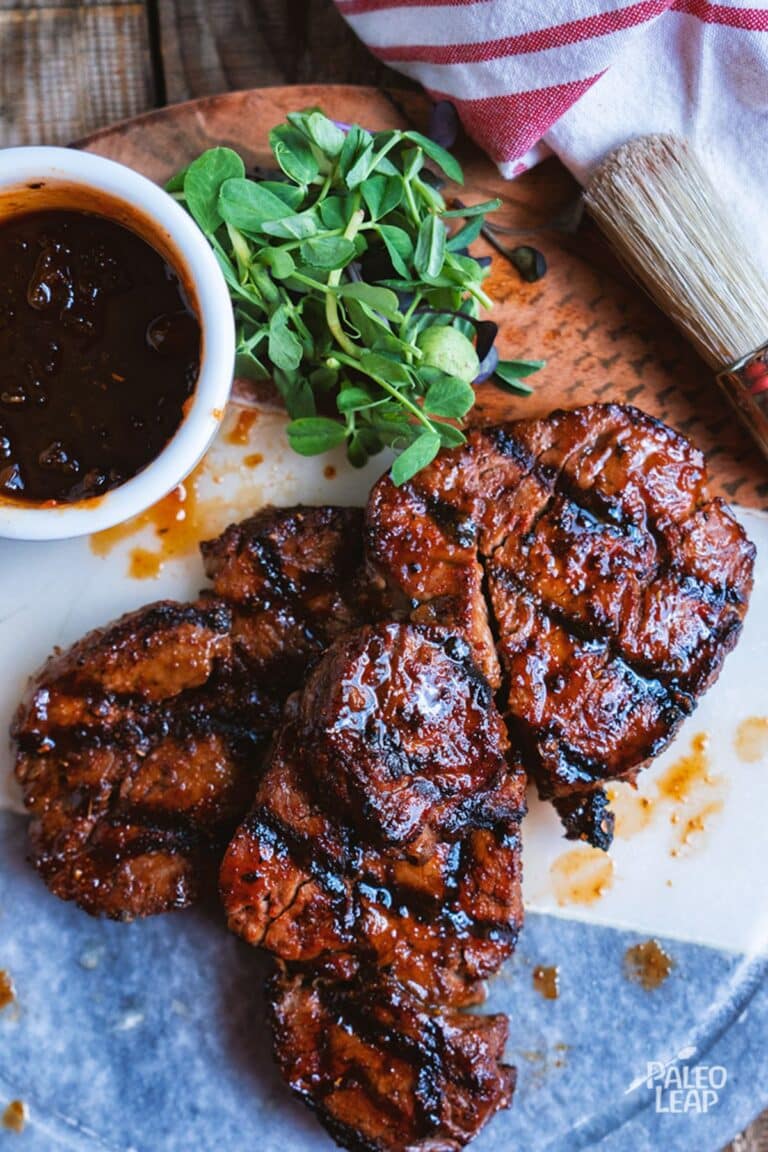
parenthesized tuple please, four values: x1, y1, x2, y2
(169, 109, 544, 484)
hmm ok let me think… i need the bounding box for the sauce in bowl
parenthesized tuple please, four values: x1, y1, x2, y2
(0, 209, 201, 504)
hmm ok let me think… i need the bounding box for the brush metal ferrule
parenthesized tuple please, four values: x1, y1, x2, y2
(716, 343, 768, 460)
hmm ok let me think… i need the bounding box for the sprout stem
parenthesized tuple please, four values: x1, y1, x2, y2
(326, 206, 365, 359)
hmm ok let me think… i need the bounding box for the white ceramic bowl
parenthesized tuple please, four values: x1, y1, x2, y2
(0, 146, 235, 541)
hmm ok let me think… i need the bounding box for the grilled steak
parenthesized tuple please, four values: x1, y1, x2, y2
(220, 623, 525, 1007)
(296, 623, 515, 847)
(13, 505, 372, 919)
(9, 404, 755, 1152)
(201, 504, 379, 692)
(12, 600, 280, 919)
(269, 969, 514, 1152)
(367, 403, 755, 848)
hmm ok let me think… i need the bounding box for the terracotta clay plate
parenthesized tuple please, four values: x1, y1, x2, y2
(0, 87, 766, 1152)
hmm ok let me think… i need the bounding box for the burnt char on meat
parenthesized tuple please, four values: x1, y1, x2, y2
(201, 504, 380, 693)
(296, 623, 514, 847)
(269, 968, 514, 1152)
(13, 600, 280, 919)
(10, 406, 754, 1150)
(12, 506, 372, 919)
(367, 404, 755, 848)
(220, 623, 526, 1008)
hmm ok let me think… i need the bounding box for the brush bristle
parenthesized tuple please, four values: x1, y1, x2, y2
(585, 134, 768, 369)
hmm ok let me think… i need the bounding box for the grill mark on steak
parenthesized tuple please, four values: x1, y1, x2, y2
(244, 808, 351, 900)
(11, 599, 277, 919)
(316, 985, 447, 1128)
(421, 494, 479, 549)
(366, 403, 755, 847)
(13, 506, 373, 920)
(16, 676, 278, 758)
(269, 968, 515, 1152)
(486, 494, 746, 702)
(237, 805, 519, 949)
(221, 623, 526, 1008)
(11, 405, 753, 1150)
(486, 559, 693, 704)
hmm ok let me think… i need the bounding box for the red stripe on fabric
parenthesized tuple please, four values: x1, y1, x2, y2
(371, 0, 671, 64)
(671, 0, 768, 29)
(340, 0, 768, 30)
(337, 0, 490, 13)
(428, 75, 605, 165)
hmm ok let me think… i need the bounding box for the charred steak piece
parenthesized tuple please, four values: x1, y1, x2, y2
(270, 969, 514, 1152)
(201, 504, 380, 693)
(364, 454, 501, 693)
(367, 404, 755, 848)
(12, 505, 377, 919)
(295, 623, 513, 847)
(13, 600, 280, 919)
(220, 623, 526, 1007)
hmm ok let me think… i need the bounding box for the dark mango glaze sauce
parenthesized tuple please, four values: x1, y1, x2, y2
(0, 209, 200, 503)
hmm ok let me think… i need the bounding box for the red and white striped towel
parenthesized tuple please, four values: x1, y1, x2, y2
(335, 1, 768, 257)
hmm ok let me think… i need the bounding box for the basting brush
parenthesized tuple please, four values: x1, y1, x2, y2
(584, 133, 768, 461)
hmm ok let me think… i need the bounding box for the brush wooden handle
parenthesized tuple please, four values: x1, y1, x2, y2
(718, 347, 768, 459)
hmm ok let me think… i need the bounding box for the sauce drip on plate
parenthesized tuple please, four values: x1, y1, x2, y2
(226, 409, 257, 445)
(91, 461, 205, 577)
(608, 730, 726, 856)
(657, 732, 711, 804)
(734, 716, 768, 763)
(0, 209, 200, 503)
(624, 939, 675, 989)
(2, 1101, 26, 1133)
(0, 970, 15, 1010)
(532, 964, 560, 999)
(550, 846, 615, 906)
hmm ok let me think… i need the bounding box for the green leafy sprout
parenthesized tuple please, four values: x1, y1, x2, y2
(168, 108, 544, 485)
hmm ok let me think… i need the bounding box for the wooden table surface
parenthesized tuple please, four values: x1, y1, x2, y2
(0, 0, 407, 146)
(0, 3, 765, 1151)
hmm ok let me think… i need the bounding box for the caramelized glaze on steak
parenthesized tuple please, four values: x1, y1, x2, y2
(367, 404, 755, 847)
(13, 600, 280, 919)
(220, 624, 525, 1007)
(10, 404, 754, 1151)
(13, 506, 371, 919)
(269, 969, 514, 1152)
(296, 623, 514, 847)
(201, 504, 378, 692)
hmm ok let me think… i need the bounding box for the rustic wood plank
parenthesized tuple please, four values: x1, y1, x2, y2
(728, 1117, 768, 1152)
(156, 0, 410, 104)
(0, 2, 155, 145)
(0, 0, 133, 9)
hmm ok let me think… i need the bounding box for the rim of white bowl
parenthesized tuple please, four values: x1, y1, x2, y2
(0, 146, 235, 541)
